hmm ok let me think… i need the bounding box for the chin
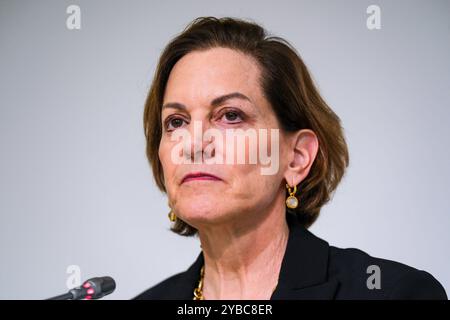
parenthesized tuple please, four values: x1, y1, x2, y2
(178, 203, 232, 227)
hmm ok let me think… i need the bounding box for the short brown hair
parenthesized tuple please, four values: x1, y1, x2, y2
(143, 16, 349, 236)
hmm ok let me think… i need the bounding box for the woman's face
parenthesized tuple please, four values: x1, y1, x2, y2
(159, 47, 291, 228)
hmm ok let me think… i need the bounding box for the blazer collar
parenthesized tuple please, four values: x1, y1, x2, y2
(179, 212, 338, 300)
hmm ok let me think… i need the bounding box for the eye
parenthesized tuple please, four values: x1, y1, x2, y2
(219, 109, 244, 124)
(165, 117, 187, 131)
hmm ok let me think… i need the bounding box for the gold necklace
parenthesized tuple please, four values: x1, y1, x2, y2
(193, 264, 278, 300)
(193, 265, 205, 300)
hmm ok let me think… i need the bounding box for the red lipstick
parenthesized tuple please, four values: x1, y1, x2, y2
(182, 172, 221, 184)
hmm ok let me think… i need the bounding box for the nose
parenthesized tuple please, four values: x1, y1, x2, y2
(182, 120, 215, 163)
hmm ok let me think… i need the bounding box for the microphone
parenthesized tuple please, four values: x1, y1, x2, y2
(47, 276, 116, 300)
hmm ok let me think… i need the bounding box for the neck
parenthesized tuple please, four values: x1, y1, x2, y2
(197, 198, 289, 299)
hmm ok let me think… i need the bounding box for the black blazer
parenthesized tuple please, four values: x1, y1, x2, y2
(134, 213, 447, 300)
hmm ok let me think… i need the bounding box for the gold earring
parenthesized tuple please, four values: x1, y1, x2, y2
(285, 183, 299, 209)
(168, 210, 177, 222)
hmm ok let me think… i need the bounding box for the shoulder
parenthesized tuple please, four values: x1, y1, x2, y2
(328, 246, 447, 299)
(132, 271, 188, 300)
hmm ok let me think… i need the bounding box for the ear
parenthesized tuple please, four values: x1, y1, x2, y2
(284, 129, 319, 187)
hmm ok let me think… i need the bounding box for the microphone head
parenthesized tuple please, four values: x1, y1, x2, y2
(70, 276, 116, 300)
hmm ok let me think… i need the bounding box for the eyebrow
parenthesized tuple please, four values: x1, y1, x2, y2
(162, 92, 252, 112)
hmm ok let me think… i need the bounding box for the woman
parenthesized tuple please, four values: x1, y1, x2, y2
(134, 16, 447, 300)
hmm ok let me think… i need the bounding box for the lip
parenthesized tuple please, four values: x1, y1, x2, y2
(181, 172, 222, 184)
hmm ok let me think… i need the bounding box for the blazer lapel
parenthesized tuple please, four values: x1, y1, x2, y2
(270, 213, 339, 300)
(270, 279, 339, 299)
